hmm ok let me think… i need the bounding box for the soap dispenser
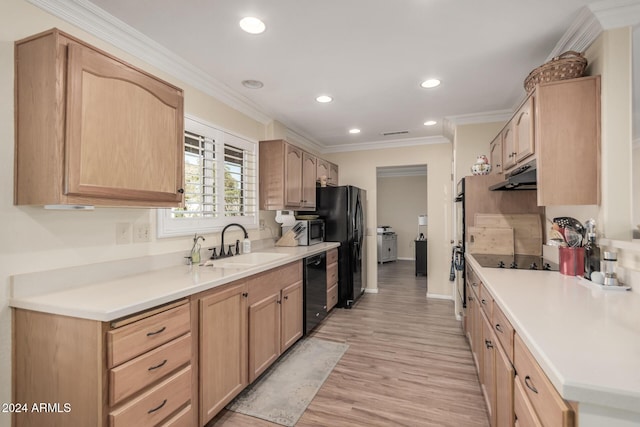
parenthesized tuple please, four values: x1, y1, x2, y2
(191, 234, 205, 264)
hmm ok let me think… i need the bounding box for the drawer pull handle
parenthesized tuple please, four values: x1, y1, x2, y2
(524, 376, 539, 394)
(147, 399, 167, 414)
(242, 292, 248, 298)
(284, 295, 289, 300)
(495, 324, 503, 333)
(148, 359, 168, 371)
(484, 339, 493, 349)
(481, 299, 487, 305)
(146, 326, 166, 337)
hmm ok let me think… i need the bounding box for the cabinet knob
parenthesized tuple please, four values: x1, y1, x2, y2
(484, 339, 493, 349)
(284, 295, 289, 300)
(177, 188, 184, 194)
(242, 292, 248, 298)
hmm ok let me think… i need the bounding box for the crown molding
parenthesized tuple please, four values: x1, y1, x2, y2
(27, 0, 273, 125)
(589, 0, 640, 29)
(323, 135, 449, 154)
(445, 110, 512, 126)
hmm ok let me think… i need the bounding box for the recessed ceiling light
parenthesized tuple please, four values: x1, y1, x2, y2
(242, 79, 264, 89)
(424, 120, 437, 126)
(239, 17, 266, 34)
(420, 79, 441, 88)
(316, 95, 333, 103)
(349, 128, 361, 134)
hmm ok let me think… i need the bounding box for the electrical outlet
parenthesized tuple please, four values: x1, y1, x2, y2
(133, 223, 151, 243)
(115, 223, 132, 245)
(259, 219, 265, 230)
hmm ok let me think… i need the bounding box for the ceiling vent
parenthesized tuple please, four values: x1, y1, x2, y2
(381, 130, 409, 136)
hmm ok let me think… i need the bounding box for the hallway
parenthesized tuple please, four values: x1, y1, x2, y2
(211, 260, 489, 426)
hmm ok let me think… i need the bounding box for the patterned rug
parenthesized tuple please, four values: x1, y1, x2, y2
(226, 337, 349, 426)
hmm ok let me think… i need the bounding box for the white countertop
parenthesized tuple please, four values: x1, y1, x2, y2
(467, 254, 640, 414)
(9, 243, 339, 322)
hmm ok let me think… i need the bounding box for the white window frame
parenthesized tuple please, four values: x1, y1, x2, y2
(157, 116, 258, 238)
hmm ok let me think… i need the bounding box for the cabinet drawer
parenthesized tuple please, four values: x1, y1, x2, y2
(109, 365, 191, 427)
(493, 304, 514, 361)
(327, 262, 338, 288)
(110, 333, 192, 405)
(514, 375, 543, 427)
(479, 283, 493, 319)
(514, 334, 574, 427)
(327, 284, 338, 311)
(327, 248, 338, 265)
(108, 303, 191, 368)
(160, 403, 193, 427)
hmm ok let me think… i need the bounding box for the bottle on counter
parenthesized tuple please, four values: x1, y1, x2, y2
(583, 219, 601, 280)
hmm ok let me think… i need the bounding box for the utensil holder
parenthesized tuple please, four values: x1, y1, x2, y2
(559, 247, 584, 276)
(275, 229, 298, 247)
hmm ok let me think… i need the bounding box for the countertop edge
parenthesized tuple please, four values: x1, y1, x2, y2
(466, 253, 640, 414)
(10, 242, 340, 322)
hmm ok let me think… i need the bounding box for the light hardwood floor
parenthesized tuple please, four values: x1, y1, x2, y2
(208, 260, 489, 427)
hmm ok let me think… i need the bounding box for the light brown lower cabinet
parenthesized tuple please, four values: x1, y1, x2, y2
(247, 262, 304, 382)
(12, 299, 195, 427)
(465, 264, 574, 427)
(481, 311, 497, 426)
(197, 281, 248, 425)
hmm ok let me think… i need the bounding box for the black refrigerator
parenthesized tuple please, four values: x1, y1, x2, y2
(314, 185, 366, 308)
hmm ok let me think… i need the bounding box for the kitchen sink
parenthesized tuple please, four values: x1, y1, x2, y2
(215, 252, 289, 268)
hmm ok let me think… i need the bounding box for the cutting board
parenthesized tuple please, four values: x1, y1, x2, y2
(468, 227, 515, 255)
(474, 214, 542, 256)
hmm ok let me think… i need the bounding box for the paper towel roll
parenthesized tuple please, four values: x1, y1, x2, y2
(275, 210, 296, 227)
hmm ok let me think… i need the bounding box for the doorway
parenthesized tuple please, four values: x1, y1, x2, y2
(376, 165, 428, 284)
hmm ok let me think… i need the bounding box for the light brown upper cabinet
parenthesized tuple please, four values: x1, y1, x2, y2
(260, 139, 319, 210)
(513, 95, 535, 164)
(317, 159, 339, 186)
(489, 133, 503, 175)
(14, 29, 185, 207)
(502, 124, 517, 171)
(535, 76, 600, 206)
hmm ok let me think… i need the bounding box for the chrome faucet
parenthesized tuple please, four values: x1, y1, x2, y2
(219, 223, 249, 258)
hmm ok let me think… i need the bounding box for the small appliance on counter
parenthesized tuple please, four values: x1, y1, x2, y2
(282, 219, 325, 246)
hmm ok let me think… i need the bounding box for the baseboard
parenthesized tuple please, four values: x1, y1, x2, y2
(427, 292, 453, 301)
(364, 288, 379, 294)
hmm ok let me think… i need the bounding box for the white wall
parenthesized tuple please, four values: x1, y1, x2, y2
(0, 1, 277, 424)
(377, 174, 428, 260)
(326, 142, 453, 298)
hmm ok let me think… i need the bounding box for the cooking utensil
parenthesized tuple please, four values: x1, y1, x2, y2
(564, 226, 583, 247)
(553, 217, 585, 237)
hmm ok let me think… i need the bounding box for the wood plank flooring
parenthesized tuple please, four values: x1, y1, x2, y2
(208, 260, 489, 427)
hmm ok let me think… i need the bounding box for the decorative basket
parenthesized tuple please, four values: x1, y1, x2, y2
(523, 51, 587, 93)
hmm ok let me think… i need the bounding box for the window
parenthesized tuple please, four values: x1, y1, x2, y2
(157, 117, 257, 237)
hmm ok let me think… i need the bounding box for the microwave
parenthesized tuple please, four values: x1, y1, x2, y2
(289, 219, 325, 246)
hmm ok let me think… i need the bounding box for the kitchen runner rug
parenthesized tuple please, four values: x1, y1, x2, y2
(226, 337, 349, 426)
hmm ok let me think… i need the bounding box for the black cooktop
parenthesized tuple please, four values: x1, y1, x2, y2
(473, 254, 559, 271)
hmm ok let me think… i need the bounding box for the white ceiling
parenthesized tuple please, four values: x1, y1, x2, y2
(85, 0, 601, 149)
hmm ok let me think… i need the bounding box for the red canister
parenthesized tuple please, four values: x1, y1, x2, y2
(559, 247, 585, 276)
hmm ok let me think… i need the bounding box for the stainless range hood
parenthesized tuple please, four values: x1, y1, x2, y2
(489, 159, 537, 191)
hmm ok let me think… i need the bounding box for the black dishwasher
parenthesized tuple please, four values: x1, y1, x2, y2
(304, 253, 327, 334)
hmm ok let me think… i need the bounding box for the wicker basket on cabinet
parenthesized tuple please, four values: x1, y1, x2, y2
(524, 51, 587, 93)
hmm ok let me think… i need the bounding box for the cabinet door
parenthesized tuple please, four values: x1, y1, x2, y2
(316, 158, 330, 181)
(490, 134, 503, 174)
(281, 280, 303, 352)
(514, 96, 535, 163)
(495, 341, 515, 427)
(248, 293, 281, 383)
(284, 144, 303, 208)
(65, 43, 184, 204)
(482, 314, 496, 426)
(328, 162, 339, 186)
(199, 283, 248, 424)
(502, 125, 516, 170)
(301, 152, 317, 208)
